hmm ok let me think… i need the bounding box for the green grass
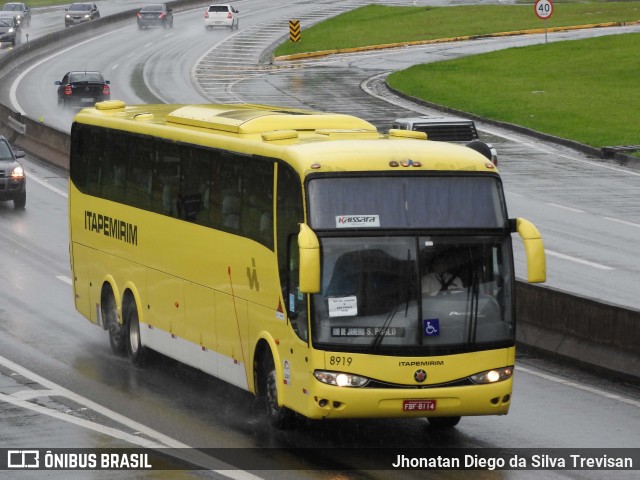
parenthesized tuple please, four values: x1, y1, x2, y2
(9, 0, 66, 8)
(9, 0, 67, 6)
(387, 33, 640, 148)
(275, 1, 640, 148)
(274, 2, 640, 56)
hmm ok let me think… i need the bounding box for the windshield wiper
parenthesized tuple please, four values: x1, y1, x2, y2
(369, 303, 400, 353)
(467, 265, 481, 343)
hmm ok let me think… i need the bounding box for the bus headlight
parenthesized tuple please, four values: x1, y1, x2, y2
(469, 367, 513, 384)
(314, 370, 369, 387)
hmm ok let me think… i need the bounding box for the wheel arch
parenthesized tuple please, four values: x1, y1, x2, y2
(253, 335, 282, 399)
(121, 281, 145, 326)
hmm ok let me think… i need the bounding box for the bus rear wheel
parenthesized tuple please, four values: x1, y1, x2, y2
(263, 355, 294, 428)
(124, 296, 145, 365)
(103, 291, 126, 355)
(428, 416, 461, 428)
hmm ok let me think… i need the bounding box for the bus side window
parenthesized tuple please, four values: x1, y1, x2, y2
(157, 155, 180, 217)
(221, 192, 240, 230)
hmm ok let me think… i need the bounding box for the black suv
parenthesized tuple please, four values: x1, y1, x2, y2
(0, 135, 26, 208)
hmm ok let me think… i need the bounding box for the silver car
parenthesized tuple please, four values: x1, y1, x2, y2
(65, 2, 100, 28)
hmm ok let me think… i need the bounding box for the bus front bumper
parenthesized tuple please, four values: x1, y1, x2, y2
(301, 378, 513, 420)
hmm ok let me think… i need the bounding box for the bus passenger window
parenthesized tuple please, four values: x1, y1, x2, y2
(221, 193, 240, 230)
(178, 193, 202, 221)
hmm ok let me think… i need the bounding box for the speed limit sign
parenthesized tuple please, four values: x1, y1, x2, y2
(535, 0, 554, 20)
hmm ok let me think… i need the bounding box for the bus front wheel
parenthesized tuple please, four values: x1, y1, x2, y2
(263, 355, 294, 428)
(428, 416, 461, 428)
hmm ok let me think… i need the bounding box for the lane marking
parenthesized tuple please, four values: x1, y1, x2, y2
(26, 171, 68, 197)
(0, 354, 264, 479)
(545, 202, 585, 213)
(0, 354, 187, 448)
(0, 391, 167, 448)
(545, 250, 614, 270)
(57, 275, 72, 285)
(603, 217, 640, 228)
(518, 366, 640, 409)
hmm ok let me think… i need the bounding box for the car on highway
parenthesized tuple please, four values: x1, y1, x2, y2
(204, 4, 239, 30)
(0, 135, 26, 209)
(0, 13, 20, 46)
(64, 2, 100, 28)
(136, 3, 173, 29)
(54, 71, 110, 108)
(0, 2, 30, 27)
(392, 114, 498, 165)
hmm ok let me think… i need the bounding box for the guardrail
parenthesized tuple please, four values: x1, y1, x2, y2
(1, 1, 639, 383)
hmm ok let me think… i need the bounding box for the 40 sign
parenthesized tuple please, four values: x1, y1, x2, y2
(535, 0, 554, 20)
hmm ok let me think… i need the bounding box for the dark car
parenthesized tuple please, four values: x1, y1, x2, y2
(0, 13, 20, 45)
(137, 3, 173, 29)
(64, 2, 100, 28)
(0, 2, 30, 27)
(0, 135, 26, 209)
(392, 114, 498, 165)
(55, 71, 110, 108)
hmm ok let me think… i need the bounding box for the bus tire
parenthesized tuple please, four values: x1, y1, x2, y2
(103, 289, 126, 355)
(428, 416, 461, 428)
(124, 295, 145, 365)
(262, 354, 294, 428)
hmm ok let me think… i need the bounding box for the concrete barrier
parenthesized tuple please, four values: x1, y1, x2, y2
(1, 103, 70, 170)
(1, 2, 638, 383)
(516, 282, 640, 382)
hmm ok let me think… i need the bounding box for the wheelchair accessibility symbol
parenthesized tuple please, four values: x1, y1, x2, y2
(423, 319, 440, 336)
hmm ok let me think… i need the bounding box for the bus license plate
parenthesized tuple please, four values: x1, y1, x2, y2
(403, 399, 436, 411)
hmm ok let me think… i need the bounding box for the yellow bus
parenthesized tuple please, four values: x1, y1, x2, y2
(68, 101, 545, 428)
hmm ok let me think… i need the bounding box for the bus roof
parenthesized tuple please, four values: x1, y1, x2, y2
(74, 101, 498, 175)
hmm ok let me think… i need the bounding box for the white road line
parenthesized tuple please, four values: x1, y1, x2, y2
(518, 366, 640, 409)
(545, 250, 614, 270)
(0, 354, 187, 448)
(603, 217, 640, 228)
(26, 172, 67, 197)
(0, 391, 167, 448)
(545, 202, 585, 213)
(0, 354, 265, 479)
(57, 275, 72, 285)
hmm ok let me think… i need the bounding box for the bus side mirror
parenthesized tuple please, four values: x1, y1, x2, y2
(511, 218, 546, 283)
(298, 223, 320, 293)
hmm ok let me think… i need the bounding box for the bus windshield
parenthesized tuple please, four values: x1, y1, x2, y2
(311, 235, 514, 354)
(306, 175, 514, 354)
